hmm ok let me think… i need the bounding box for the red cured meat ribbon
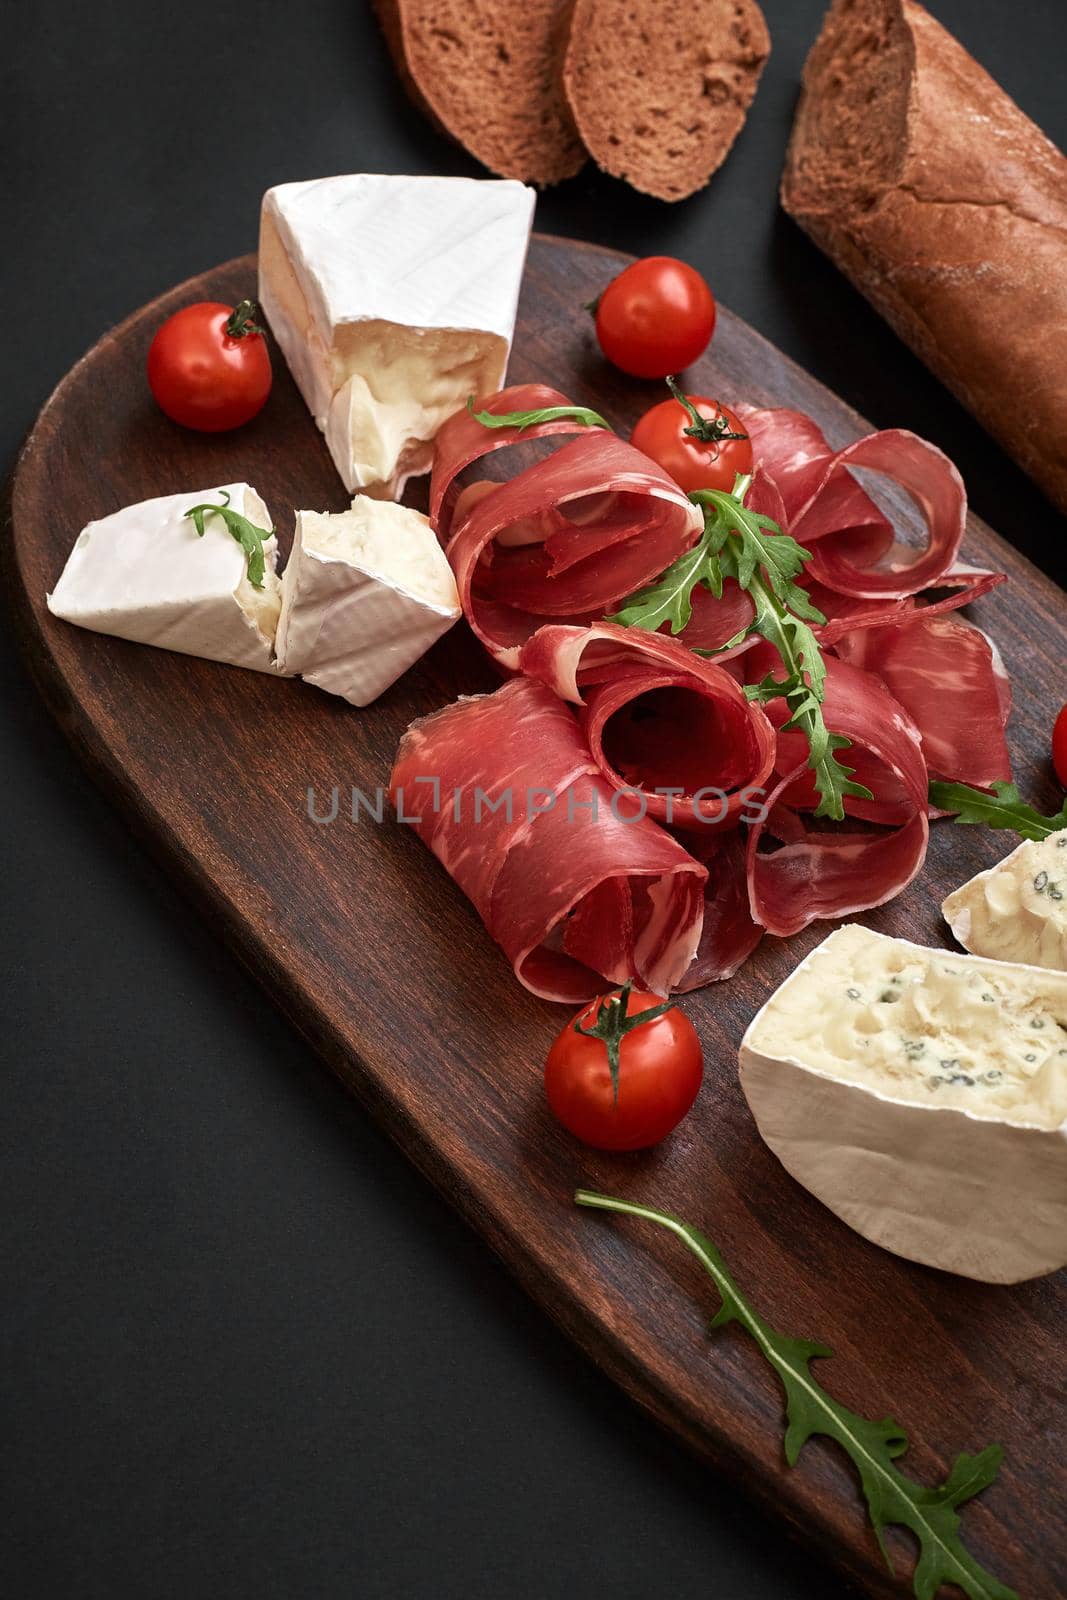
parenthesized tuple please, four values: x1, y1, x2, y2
(519, 621, 776, 830)
(430, 386, 703, 669)
(740, 647, 931, 936)
(735, 403, 1007, 606)
(390, 677, 707, 1002)
(834, 614, 1012, 789)
(395, 390, 1013, 996)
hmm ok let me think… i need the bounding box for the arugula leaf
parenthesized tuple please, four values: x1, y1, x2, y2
(606, 476, 869, 820)
(466, 396, 610, 433)
(741, 577, 872, 821)
(576, 1190, 1019, 1600)
(184, 490, 272, 590)
(606, 534, 718, 635)
(930, 780, 1067, 841)
(608, 478, 821, 636)
(693, 482, 825, 623)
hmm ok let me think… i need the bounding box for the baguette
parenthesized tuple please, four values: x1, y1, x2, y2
(782, 0, 1067, 512)
(375, 0, 585, 186)
(563, 0, 770, 202)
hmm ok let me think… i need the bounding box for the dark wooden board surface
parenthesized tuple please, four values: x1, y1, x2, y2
(5, 237, 1065, 1599)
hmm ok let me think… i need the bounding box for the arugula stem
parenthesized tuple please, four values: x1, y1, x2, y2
(575, 1190, 1018, 1600)
(467, 396, 610, 433)
(608, 475, 870, 821)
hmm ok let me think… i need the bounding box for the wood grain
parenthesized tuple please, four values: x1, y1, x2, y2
(4, 237, 1065, 1599)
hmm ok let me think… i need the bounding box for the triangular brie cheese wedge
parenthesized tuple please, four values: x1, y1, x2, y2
(47, 484, 284, 673)
(258, 173, 535, 500)
(739, 924, 1067, 1283)
(275, 496, 460, 705)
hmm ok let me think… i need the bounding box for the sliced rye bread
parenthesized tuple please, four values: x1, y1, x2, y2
(375, 0, 585, 187)
(782, 0, 1067, 512)
(563, 0, 770, 202)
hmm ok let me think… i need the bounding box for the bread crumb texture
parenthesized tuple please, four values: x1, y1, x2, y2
(381, 0, 585, 186)
(564, 0, 771, 201)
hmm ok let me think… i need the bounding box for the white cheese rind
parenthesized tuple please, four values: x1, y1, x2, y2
(738, 925, 1067, 1283)
(46, 484, 284, 674)
(942, 834, 1067, 971)
(258, 173, 535, 499)
(274, 497, 460, 706)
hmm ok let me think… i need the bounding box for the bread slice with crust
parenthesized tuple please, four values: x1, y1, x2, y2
(563, 0, 770, 201)
(375, 0, 585, 187)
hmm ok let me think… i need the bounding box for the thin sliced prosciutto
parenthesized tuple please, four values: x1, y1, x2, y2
(431, 383, 606, 544)
(834, 614, 1012, 788)
(445, 431, 703, 669)
(675, 831, 764, 989)
(808, 566, 1006, 646)
(519, 622, 776, 829)
(390, 677, 707, 1002)
(737, 404, 966, 600)
(740, 650, 930, 937)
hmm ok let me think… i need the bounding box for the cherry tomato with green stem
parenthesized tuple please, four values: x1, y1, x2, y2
(591, 257, 716, 379)
(631, 377, 753, 493)
(545, 983, 703, 1151)
(147, 299, 272, 432)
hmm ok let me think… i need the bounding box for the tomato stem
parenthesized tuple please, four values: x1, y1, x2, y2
(665, 375, 748, 451)
(574, 981, 675, 1103)
(225, 299, 266, 339)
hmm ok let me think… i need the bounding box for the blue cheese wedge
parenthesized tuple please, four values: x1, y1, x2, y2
(274, 496, 460, 706)
(738, 924, 1067, 1283)
(47, 484, 284, 673)
(258, 173, 535, 500)
(942, 834, 1067, 971)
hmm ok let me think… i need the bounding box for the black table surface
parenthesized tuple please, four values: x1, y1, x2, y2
(3, 3, 1064, 1597)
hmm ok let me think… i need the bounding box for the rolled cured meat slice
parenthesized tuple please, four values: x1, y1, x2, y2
(445, 431, 703, 669)
(431, 383, 606, 544)
(741, 650, 930, 936)
(519, 621, 776, 829)
(834, 613, 1012, 788)
(737, 404, 967, 600)
(390, 676, 707, 1001)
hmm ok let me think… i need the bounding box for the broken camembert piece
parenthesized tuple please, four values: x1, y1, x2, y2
(739, 925, 1067, 1283)
(258, 173, 535, 500)
(942, 833, 1067, 972)
(274, 496, 460, 706)
(47, 484, 284, 673)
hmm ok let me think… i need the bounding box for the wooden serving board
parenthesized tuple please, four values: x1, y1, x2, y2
(5, 237, 1065, 1599)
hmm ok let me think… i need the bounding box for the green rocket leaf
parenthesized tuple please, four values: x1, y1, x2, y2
(575, 1191, 1019, 1600)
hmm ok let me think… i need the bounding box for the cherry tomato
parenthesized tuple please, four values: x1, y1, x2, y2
(593, 257, 716, 379)
(1053, 703, 1067, 787)
(545, 985, 703, 1151)
(631, 386, 753, 493)
(147, 299, 272, 432)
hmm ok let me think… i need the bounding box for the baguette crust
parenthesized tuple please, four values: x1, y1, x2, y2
(782, 0, 1067, 511)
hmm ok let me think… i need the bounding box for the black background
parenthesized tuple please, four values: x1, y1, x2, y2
(2, 4, 1064, 1597)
